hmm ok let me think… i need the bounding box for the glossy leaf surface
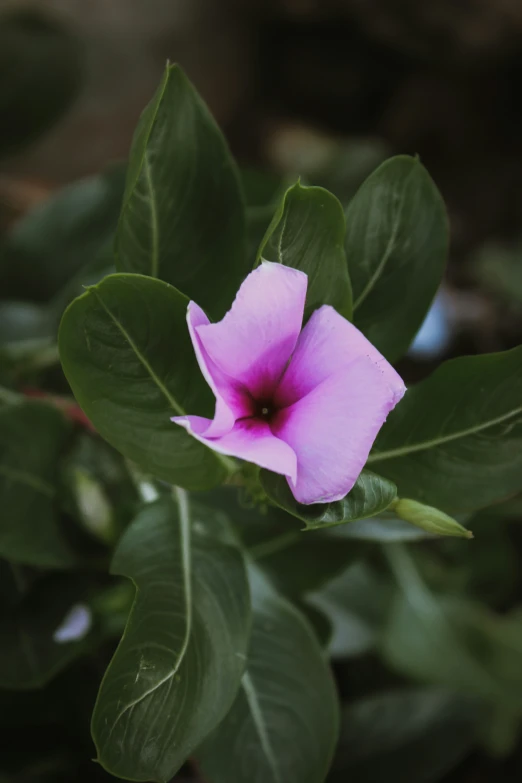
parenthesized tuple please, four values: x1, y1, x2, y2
(59, 273, 229, 490)
(198, 567, 339, 783)
(369, 346, 522, 512)
(92, 494, 251, 782)
(116, 64, 247, 319)
(260, 469, 397, 530)
(345, 156, 447, 361)
(257, 181, 352, 319)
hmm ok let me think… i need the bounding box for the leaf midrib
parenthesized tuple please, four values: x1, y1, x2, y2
(367, 406, 522, 463)
(143, 154, 160, 278)
(92, 288, 185, 416)
(116, 66, 170, 258)
(107, 489, 192, 732)
(242, 671, 282, 783)
(351, 165, 414, 312)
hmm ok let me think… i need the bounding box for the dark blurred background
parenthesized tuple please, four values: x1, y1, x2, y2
(2, 2, 522, 782)
(3, 0, 522, 361)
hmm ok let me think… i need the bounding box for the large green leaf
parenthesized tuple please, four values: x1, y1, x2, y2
(197, 567, 339, 783)
(0, 565, 94, 689)
(260, 469, 397, 529)
(257, 181, 352, 320)
(58, 273, 230, 490)
(345, 156, 448, 361)
(0, 402, 74, 568)
(0, 167, 124, 303)
(328, 688, 478, 783)
(368, 346, 522, 513)
(116, 63, 247, 319)
(92, 494, 251, 782)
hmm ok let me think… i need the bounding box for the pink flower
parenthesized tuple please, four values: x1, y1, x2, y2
(172, 262, 405, 504)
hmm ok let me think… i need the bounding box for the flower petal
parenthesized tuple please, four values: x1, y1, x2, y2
(171, 415, 297, 482)
(275, 305, 406, 407)
(187, 301, 251, 437)
(272, 357, 404, 504)
(195, 262, 307, 399)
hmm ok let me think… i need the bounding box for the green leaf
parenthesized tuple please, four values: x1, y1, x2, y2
(325, 514, 433, 542)
(0, 402, 74, 568)
(260, 469, 397, 530)
(393, 498, 472, 539)
(368, 346, 522, 513)
(250, 531, 364, 597)
(257, 182, 352, 319)
(0, 566, 94, 689)
(0, 166, 125, 303)
(198, 486, 301, 550)
(197, 567, 339, 783)
(346, 156, 448, 361)
(91, 493, 251, 782)
(241, 168, 286, 265)
(328, 688, 478, 783)
(116, 63, 247, 319)
(58, 273, 230, 490)
(383, 545, 522, 711)
(307, 562, 392, 659)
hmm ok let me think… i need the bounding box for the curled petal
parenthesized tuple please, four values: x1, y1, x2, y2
(196, 262, 307, 399)
(171, 416, 297, 483)
(275, 305, 406, 407)
(272, 357, 404, 504)
(187, 301, 251, 437)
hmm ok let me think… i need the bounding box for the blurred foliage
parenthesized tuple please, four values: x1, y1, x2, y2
(0, 8, 83, 158)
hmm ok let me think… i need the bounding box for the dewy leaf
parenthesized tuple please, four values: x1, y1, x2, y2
(257, 181, 352, 319)
(0, 166, 125, 302)
(59, 273, 230, 490)
(0, 402, 74, 568)
(91, 493, 251, 783)
(197, 566, 339, 783)
(368, 346, 522, 513)
(260, 469, 397, 530)
(345, 155, 448, 361)
(0, 566, 94, 689)
(116, 63, 248, 320)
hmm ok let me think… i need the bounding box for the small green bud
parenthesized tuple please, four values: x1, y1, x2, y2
(392, 498, 473, 539)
